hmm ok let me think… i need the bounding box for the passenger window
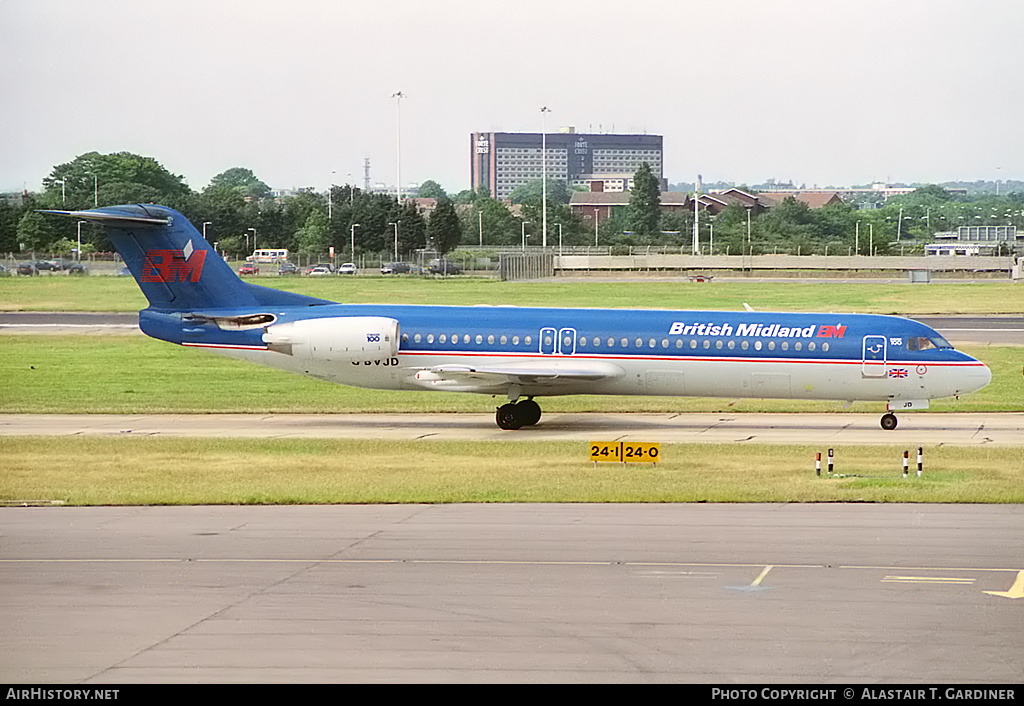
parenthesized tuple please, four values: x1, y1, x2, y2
(439, 334, 446, 344)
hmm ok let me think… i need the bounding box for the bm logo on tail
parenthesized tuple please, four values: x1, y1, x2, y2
(140, 240, 206, 283)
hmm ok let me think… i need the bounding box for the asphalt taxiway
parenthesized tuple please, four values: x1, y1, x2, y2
(2, 503, 1022, 683)
(2, 411, 1023, 445)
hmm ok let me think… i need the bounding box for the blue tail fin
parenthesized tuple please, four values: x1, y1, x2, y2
(41, 205, 329, 311)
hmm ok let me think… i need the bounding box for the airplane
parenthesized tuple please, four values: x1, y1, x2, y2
(43, 204, 991, 431)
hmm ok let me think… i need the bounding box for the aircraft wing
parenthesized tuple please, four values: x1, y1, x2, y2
(410, 359, 623, 393)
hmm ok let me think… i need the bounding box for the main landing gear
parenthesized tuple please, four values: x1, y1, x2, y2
(880, 413, 898, 431)
(495, 398, 542, 430)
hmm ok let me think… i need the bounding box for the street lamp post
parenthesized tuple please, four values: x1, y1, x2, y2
(540, 106, 551, 248)
(389, 221, 400, 261)
(350, 223, 359, 259)
(76, 220, 85, 261)
(392, 91, 405, 202)
(202, 222, 212, 240)
(248, 228, 256, 264)
(557, 223, 563, 258)
(521, 221, 530, 251)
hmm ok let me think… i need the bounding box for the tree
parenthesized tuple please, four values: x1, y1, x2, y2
(509, 178, 572, 206)
(427, 198, 461, 255)
(293, 210, 331, 256)
(627, 163, 661, 237)
(416, 180, 447, 199)
(43, 152, 191, 210)
(396, 201, 427, 254)
(16, 211, 54, 252)
(460, 197, 520, 246)
(208, 168, 272, 199)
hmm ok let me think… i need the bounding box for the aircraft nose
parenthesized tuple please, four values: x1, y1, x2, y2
(961, 359, 992, 394)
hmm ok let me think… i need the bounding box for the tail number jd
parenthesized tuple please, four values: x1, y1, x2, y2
(351, 357, 400, 366)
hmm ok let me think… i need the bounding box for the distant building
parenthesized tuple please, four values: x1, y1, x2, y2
(570, 188, 842, 229)
(471, 128, 664, 200)
(926, 225, 1020, 256)
(754, 191, 845, 209)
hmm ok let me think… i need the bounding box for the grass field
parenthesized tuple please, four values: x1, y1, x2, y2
(2, 274, 1023, 314)
(2, 275, 1020, 506)
(0, 335, 1019, 413)
(2, 437, 1022, 505)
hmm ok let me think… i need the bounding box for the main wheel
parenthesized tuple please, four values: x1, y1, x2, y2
(517, 399, 542, 426)
(880, 413, 898, 431)
(496, 403, 523, 430)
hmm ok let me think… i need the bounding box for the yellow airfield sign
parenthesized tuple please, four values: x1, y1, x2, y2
(590, 441, 660, 464)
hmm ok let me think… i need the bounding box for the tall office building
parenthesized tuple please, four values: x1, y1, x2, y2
(470, 129, 663, 200)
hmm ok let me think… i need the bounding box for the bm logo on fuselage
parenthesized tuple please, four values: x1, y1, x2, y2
(140, 242, 206, 283)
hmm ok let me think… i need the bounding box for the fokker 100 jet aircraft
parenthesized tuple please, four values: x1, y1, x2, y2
(45, 205, 991, 430)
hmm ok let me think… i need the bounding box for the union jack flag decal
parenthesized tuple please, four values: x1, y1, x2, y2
(888, 368, 908, 378)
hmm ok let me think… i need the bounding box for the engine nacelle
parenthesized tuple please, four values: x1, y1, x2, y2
(262, 316, 399, 360)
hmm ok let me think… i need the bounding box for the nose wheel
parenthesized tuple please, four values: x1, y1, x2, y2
(495, 398, 542, 430)
(880, 413, 898, 431)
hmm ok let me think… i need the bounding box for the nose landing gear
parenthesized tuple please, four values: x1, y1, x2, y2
(495, 398, 542, 430)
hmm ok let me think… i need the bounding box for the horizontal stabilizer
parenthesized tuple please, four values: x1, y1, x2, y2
(37, 206, 172, 228)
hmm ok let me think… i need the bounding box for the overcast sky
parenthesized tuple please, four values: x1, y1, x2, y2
(3, 0, 1022, 195)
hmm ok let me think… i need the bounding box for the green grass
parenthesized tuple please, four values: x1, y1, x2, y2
(0, 335, 1019, 413)
(2, 275, 1023, 314)
(1, 437, 1021, 505)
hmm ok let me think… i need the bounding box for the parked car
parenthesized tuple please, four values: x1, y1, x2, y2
(304, 263, 334, 275)
(428, 258, 461, 275)
(305, 265, 333, 276)
(47, 258, 78, 271)
(337, 262, 358, 275)
(17, 261, 41, 276)
(66, 262, 87, 275)
(0, 263, 9, 276)
(381, 262, 411, 274)
(238, 263, 259, 276)
(277, 262, 299, 276)
(116, 265, 132, 276)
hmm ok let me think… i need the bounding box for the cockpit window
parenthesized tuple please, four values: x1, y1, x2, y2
(908, 336, 953, 351)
